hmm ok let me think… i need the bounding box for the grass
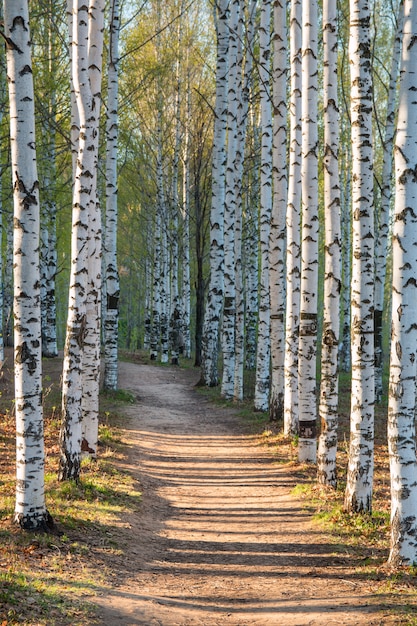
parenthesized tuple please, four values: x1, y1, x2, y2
(0, 349, 142, 625)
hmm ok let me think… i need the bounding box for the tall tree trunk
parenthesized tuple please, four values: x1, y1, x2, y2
(374, 0, 404, 403)
(269, 0, 287, 422)
(388, 0, 417, 566)
(81, 0, 105, 458)
(344, 0, 375, 513)
(4, 0, 49, 529)
(41, 2, 58, 359)
(232, 0, 248, 401)
(200, 0, 229, 386)
(181, 77, 191, 359)
(60, 0, 94, 481)
(0, 30, 5, 366)
(244, 113, 260, 372)
(254, 0, 273, 412)
(339, 139, 352, 373)
(284, 0, 302, 435)
(298, 0, 319, 462)
(103, 0, 121, 390)
(170, 3, 183, 366)
(221, 0, 240, 399)
(317, 0, 341, 486)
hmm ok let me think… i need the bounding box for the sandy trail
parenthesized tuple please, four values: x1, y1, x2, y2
(93, 361, 399, 625)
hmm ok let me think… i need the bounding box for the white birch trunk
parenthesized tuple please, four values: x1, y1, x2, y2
(41, 12, 58, 359)
(170, 9, 183, 366)
(181, 80, 191, 359)
(4, 213, 13, 348)
(244, 114, 260, 372)
(388, 0, 417, 566)
(160, 224, 170, 364)
(254, 0, 273, 412)
(103, 0, 121, 390)
(232, 0, 248, 401)
(4, 0, 49, 529)
(344, 0, 375, 513)
(66, 0, 80, 176)
(269, 0, 287, 422)
(0, 46, 5, 365)
(150, 210, 161, 361)
(81, 0, 105, 458)
(298, 0, 319, 462)
(374, 0, 404, 403)
(284, 0, 302, 435)
(317, 0, 341, 486)
(60, 0, 94, 480)
(200, 0, 228, 386)
(144, 256, 151, 351)
(340, 142, 352, 373)
(221, 0, 240, 399)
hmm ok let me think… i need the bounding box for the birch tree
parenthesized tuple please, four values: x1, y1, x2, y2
(60, 0, 96, 480)
(374, 0, 404, 403)
(254, 0, 273, 411)
(387, 0, 417, 566)
(103, 0, 121, 390)
(317, 0, 341, 486)
(221, 0, 240, 399)
(39, 5, 59, 359)
(200, 0, 229, 387)
(284, 0, 302, 435)
(80, 0, 105, 458)
(344, 0, 375, 513)
(269, 0, 287, 422)
(4, 0, 50, 529)
(298, 0, 319, 462)
(181, 81, 191, 359)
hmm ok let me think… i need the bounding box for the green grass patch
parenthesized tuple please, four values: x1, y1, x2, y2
(101, 388, 136, 404)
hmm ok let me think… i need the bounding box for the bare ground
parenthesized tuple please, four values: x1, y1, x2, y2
(92, 360, 412, 625)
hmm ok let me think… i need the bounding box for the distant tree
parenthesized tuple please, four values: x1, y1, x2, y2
(103, 0, 121, 390)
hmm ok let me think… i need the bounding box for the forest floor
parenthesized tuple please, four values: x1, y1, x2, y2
(1, 353, 417, 625)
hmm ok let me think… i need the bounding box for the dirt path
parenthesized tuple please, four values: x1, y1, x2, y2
(93, 361, 401, 625)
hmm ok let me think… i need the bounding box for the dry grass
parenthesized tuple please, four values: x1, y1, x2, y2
(0, 349, 141, 626)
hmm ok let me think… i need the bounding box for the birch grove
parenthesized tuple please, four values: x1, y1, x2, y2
(6, 0, 417, 574)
